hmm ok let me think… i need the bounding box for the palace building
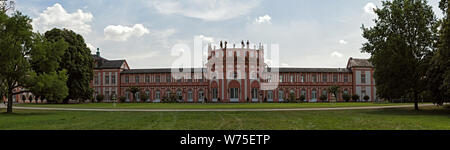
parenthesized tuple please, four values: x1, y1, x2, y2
(92, 41, 377, 103)
(4, 41, 376, 103)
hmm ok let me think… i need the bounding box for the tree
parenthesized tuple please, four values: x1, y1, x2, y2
(361, 0, 438, 110)
(327, 86, 340, 102)
(0, 11, 68, 113)
(0, 0, 14, 12)
(44, 28, 94, 103)
(126, 86, 140, 103)
(426, 0, 450, 105)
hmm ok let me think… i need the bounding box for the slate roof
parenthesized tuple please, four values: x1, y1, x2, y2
(121, 68, 207, 74)
(347, 58, 373, 68)
(121, 67, 350, 74)
(93, 55, 126, 69)
(96, 60, 126, 69)
(276, 68, 351, 73)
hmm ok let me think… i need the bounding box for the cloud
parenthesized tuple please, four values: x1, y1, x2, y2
(281, 62, 290, 67)
(32, 3, 93, 35)
(331, 51, 344, 58)
(86, 43, 96, 51)
(104, 24, 150, 41)
(195, 35, 215, 43)
(339, 40, 348, 45)
(364, 2, 377, 14)
(152, 28, 176, 38)
(254, 15, 272, 24)
(151, 0, 260, 21)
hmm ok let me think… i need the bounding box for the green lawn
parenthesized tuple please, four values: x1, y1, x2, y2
(15, 102, 419, 109)
(0, 106, 448, 130)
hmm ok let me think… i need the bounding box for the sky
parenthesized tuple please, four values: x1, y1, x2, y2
(13, 0, 444, 69)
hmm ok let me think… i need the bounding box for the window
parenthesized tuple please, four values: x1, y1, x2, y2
(178, 90, 183, 100)
(212, 88, 218, 99)
(135, 76, 139, 83)
(252, 88, 258, 99)
(105, 90, 110, 100)
(155, 91, 160, 100)
(312, 90, 317, 100)
(333, 75, 338, 83)
(145, 76, 150, 83)
(344, 75, 349, 83)
(268, 91, 273, 100)
(166, 75, 171, 83)
(312, 75, 317, 83)
(279, 75, 283, 83)
(230, 88, 239, 99)
(135, 92, 140, 101)
(278, 90, 284, 100)
(361, 73, 366, 84)
(343, 89, 349, 95)
(322, 75, 327, 83)
(301, 75, 305, 83)
(301, 89, 306, 97)
(156, 75, 160, 83)
(187, 91, 193, 101)
(94, 75, 99, 85)
(125, 76, 129, 83)
(105, 75, 109, 84)
(145, 90, 150, 101)
(166, 90, 171, 98)
(322, 90, 327, 97)
(198, 91, 204, 102)
(290, 75, 294, 82)
(111, 75, 116, 84)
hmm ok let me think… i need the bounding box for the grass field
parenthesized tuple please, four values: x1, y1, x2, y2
(15, 102, 418, 109)
(0, 106, 448, 130)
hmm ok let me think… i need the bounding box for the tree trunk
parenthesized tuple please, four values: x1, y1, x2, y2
(414, 92, 419, 111)
(7, 93, 13, 113)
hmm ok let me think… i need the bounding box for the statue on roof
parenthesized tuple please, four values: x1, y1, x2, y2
(241, 40, 245, 48)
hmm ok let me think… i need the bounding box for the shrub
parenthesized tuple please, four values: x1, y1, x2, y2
(363, 95, 370, 101)
(139, 93, 149, 103)
(289, 93, 296, 103)
(320, 95, 328, 102)
(119, 96, 126, 103)
(352, 94, 360, 102)
(96, 94, 104, 102)
(342, 93, 351, 102)
(299, 95, 306, 102)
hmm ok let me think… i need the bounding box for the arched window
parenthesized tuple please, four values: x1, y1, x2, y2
(251, 88, 258, 100)
(177, 90, 182, 98)
(311, 89, 317, 101)
(198, 91, 204, 102)
(278, 90, 284, 101)
(145, 90, 150, 101)
(268, 91, 274, 101)
(155, 91, 161, 100)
